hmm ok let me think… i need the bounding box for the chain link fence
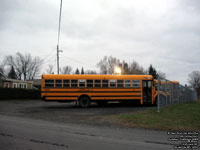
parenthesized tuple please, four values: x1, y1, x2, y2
(156, 78, 197, 111)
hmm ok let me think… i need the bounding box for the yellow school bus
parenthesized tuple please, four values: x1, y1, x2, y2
(41, 74, 157, 107)
(154, 80, 179, 95)
(153, 80, 180, 103)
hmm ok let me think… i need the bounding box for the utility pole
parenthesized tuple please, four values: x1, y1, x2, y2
(57, 45, 60, 74)
(57, 0, 63, 74)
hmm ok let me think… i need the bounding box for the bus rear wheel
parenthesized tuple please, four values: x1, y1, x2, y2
(79, 96, 90, 108)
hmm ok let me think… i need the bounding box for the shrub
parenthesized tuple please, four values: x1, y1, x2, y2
(0, 88, 41, 99)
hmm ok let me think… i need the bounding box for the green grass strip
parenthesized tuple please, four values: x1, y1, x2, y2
(118, 101, 200, 131)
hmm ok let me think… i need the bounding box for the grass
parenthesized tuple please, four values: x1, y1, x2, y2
(110, 100, 200, 131)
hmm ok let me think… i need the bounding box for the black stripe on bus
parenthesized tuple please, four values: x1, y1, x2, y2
(42, 91, 141, 93)
(45, 96, 78, 97)
(44, 95, 140, 98)
(91, 95, 141, 97)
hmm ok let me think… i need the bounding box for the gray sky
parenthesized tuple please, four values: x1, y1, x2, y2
(0, 0, 200, 84)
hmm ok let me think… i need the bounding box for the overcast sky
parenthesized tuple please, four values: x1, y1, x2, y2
(0, 0, 200, 84)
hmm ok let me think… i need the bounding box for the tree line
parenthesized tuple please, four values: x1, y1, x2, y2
(96, 55, 165, 79)
(0, 53, 166, 80)
(1, 52, 199, 97)
(0, 52, 41, 80)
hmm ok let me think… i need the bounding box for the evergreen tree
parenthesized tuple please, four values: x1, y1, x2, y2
(8, 65, 17, 79)
(148, 64, 158, 79)
(81, 67, 84, 74)
(75, 68, 80, 74)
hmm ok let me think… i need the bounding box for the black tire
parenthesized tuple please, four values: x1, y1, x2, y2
(79, 96, 91, 108)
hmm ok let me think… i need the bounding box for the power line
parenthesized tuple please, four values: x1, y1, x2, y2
(60, 55, 97, 69)
(40, 49, 56, 62)
(41, 55, 57, 65)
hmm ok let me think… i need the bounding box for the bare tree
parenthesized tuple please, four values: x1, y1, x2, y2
(45, 64, 54, 74)
(157, 71, 166, 79)
(97, 56, 147, 75)
(188, 71, 200, 89)
(60, 66, 72, 74)
(6, 52, 42, 80)
(0, 60, 6, 75)
(107, 56, 120, 74)
(25, 56, 41, 80)
(97, 56, 108, 74)
(129, 60, 144, 75)
(97, 56, 120, 74)
(121, 61, 129, 74)
(188, 71, 200, 98)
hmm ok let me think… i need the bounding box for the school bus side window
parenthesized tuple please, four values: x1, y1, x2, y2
(102, 80, 108, 88)
(125, 80, 131, 88)
(45, 80, 54, 88)
(132, 80, 141, 88)
(71, 80, 78, 88)
(87, 80, 93, 88)
(110, 80, 116, 88)
(63, 80, 70, 88)
(117, 80, 123, 88)
(79, 79, 86, 88)
(55, 80, 62, 88)
(95, 80, 101, 88)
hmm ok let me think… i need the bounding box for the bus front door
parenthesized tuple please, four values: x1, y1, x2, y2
(143, 80, 152, 104)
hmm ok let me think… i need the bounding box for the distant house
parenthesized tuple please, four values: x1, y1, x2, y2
(0, 73, 33, 89)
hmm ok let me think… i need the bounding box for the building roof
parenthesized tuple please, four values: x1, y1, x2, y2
(0, 72, 7, 79)
(2, 78, 33, 83)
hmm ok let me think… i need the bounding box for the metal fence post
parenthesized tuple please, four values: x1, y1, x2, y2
(165, 80, 167, 105)
(170, 84, 172, 105)
(157, 77, 160, 112)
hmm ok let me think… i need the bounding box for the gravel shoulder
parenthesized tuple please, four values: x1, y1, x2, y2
(0, 99, 152, 128)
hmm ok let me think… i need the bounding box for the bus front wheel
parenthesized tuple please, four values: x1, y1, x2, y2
(79, 96, 91, 108)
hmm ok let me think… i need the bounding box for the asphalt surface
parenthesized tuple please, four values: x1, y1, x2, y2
(0, 100, 194, 149)
(0, 114, 176, 150)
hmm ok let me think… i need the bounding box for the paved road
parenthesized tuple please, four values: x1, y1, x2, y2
(0, 115, 176, 150)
